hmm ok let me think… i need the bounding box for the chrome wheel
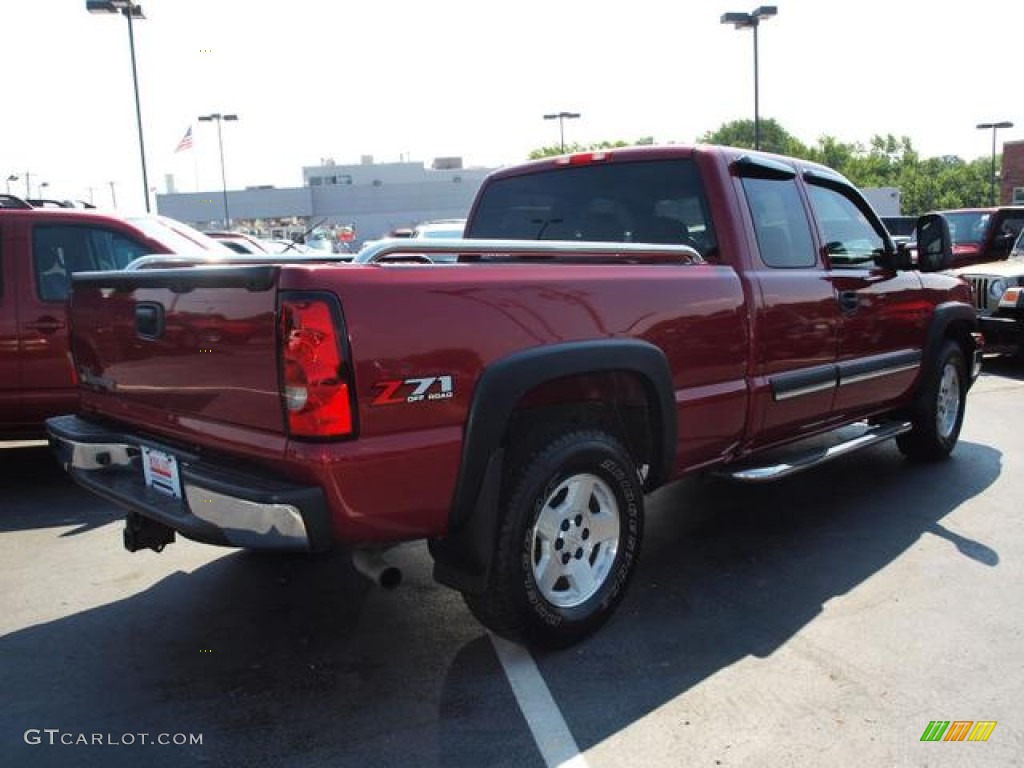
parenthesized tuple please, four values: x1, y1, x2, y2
(530, 472, 620, 609)
(935, 361, 962, 440)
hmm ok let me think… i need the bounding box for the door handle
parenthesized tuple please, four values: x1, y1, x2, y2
(25, 316, 66, 334)
(838, 291, 859, 313)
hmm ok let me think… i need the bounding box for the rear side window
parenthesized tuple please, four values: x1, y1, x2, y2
(741, 177, 817, 268)
(32, 225, 149, 302)
(465, 159, 718, 258)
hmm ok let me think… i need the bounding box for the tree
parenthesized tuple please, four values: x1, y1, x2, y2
(526, 120, 996, 212)
(528, 136, 656, 160)
(698, 118, 809, 157)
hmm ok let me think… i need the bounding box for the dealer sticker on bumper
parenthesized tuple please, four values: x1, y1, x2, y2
(142, 446, 182, 499)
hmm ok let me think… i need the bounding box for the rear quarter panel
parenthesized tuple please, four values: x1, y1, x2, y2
(275, 261, 750, 540)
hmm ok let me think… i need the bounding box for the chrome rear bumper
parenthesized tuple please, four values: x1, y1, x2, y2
(46, 415, 332, 551)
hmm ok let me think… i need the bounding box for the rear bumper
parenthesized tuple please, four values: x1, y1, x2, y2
(46, 414, 332, 551)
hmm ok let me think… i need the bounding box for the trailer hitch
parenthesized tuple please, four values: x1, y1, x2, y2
(123, 512, 175, 553)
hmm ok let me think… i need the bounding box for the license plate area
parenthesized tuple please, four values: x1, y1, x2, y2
(141, 446, 182, 499)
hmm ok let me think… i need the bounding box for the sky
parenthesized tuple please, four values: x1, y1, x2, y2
(3, 0, 1021, 214)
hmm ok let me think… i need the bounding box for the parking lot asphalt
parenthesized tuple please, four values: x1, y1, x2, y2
(2, 360, 1023, 767)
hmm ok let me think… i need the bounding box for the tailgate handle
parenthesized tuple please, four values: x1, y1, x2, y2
(135, 302, 164, 339)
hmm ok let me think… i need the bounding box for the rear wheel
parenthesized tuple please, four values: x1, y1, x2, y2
(463, 429, 644, 648)
(896, 340, 967, 461)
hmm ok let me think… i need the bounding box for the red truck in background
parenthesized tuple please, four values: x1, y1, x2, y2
(935, 206, 1024, 268)
(0, 196, 233, 439)
(47, 145, 982, 647)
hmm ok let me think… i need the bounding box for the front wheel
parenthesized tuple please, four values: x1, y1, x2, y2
(896, 340, 967, 461)
(463, 429, 644, 648)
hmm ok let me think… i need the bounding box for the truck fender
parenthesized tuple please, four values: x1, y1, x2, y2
(430, 339, 676, 594)
(921, 302, 979, 387)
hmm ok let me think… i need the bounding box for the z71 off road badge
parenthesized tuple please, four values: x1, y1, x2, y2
(372, 375, 454, 405)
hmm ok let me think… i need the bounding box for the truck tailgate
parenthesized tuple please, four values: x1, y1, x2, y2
(69, 266, 283, 434)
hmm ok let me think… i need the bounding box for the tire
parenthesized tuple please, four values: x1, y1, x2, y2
(896, 340, 967, 461)
(463, 429, 644, 648)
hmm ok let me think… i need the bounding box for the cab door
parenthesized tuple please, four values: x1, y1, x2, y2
(802, 173, 925, 418)
(19, 221, 150, 428)
(0, 220, 22, 434)
(734, 157, 842, 449)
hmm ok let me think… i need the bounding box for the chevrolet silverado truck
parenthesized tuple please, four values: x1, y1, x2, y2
(0, 194, 233, 440)
(47, 145, 982, 647)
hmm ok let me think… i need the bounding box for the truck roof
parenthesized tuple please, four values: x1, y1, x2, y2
(484, 143, 855, 187)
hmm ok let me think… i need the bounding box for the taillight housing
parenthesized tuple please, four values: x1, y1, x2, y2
(278, 292, 356, 439)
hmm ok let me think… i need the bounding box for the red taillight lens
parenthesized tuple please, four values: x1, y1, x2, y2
(279, 294, 354, 438)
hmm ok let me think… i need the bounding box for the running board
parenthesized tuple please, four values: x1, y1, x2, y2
(720, 421, 913, 483)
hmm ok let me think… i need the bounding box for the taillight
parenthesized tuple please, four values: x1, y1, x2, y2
(278, 293, 355, 438)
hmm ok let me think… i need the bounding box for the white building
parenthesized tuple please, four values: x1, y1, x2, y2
(156, 156, 496, 244)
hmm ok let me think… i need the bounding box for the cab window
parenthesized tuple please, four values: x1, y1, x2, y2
(741, 176, 817, 268)
(465, 159, 718, 258)
(805, 184, 885, 268)
(33, 225, 149, 302)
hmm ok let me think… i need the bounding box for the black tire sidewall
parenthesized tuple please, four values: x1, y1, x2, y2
(505, 432, 643, 640)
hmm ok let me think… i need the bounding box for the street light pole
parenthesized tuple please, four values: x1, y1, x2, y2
(976, 121, 1013, 206)
(721, 6, 778, 151)
(198, 113, 239, 228)
(124, 4, 150, 212)
(543, 111, 581, 153)
(87, 1, 150, 212)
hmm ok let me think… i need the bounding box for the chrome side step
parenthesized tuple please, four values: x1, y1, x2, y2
(720, 421, 913, 483)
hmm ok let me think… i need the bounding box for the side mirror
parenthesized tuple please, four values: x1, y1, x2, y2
(875, 241, 914, 271)
(915, 213, 953, 272)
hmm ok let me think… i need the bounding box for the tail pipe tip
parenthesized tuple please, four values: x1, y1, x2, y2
(351, 548, 402, 589)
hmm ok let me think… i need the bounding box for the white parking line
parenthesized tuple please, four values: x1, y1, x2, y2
(490, 633, 591, 768)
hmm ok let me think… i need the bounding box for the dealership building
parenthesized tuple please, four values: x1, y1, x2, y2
(155, 156, 496, 244)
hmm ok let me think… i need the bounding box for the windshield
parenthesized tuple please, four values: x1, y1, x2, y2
(943, 211, 990, 246)
(127, 215, 234, 254)
(1012, 229, 1024, 259)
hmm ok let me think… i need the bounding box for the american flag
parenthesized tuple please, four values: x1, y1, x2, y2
(175, 126, 193, 153)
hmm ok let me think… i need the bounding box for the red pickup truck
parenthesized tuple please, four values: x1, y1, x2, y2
(936, 206, 1024, 268)
(0, 196, 236, 440)
(48, 145, 982, 647)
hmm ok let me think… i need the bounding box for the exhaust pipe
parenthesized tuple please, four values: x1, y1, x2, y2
(351, 548, 402, 589)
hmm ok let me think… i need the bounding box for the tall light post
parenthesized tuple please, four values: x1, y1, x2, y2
(976, 121, 1013, 206)
(543, 111, 581, 153)
(721, 6, 777, 151)
(198, 113, 239, 228)
(87, 0, 150, 212)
